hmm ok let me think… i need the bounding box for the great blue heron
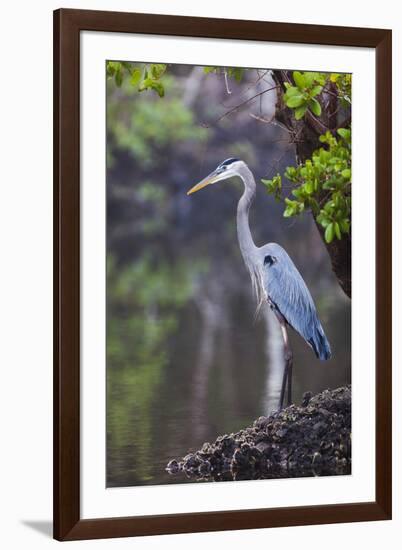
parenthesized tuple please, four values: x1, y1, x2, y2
(187, 158, 331, 410)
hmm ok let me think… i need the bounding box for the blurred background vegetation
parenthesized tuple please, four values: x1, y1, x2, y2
(106, 62, 351, 487)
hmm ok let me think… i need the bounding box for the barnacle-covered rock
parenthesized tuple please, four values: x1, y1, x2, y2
(166, 386, 351, 482)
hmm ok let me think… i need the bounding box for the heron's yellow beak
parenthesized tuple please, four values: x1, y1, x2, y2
(187, 175, 216, 195)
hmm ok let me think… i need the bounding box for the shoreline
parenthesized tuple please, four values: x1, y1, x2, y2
(167, 386, 351, 482)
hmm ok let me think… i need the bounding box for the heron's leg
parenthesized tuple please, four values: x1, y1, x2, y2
(279, 360, 288, 410)
(286, 347, 293, 406)
(276, 315, 293, 409)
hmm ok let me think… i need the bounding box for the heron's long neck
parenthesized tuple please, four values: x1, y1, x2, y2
(237, 166, 258, 265)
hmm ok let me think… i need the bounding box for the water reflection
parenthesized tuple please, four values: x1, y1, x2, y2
(106, 253, 350, 487)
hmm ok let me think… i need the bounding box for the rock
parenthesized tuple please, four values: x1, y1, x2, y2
(167, 386, 351, 481)
(302, 391, 313, 407)
(166, 459, 181, 474)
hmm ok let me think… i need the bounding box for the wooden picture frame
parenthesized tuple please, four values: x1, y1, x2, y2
(53, 8, 392, 541)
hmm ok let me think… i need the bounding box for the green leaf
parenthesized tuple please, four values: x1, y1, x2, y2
(337, 129, 351, 146)
(284, 87, 302, 99)
(341, 168, 351, 179)
(293, 71, 306, 89)
(130, 68, 142, 87)
(150, 81, 165, 97)
(138, 78, 165, 97)
(138, 77, 151, 91)
(283, 198, 297, 217)
(261, 174, 282, 199)
(150, 63, 166, 79)
(305, 181, 314, 194)
(340, 219, 350, 233)
(311, 85, 323, 97)
(303, 72, 316, 88)
(319, 217, 331, 228)
(325, 223, 335, 243)
(121, 61, 133, 71)
(232, 67, 244, 82)
(309, 98, 322, 116)
(115, 69, 123, 87)
(334, 222, 342, 240)
(106, 62, 116, 77)
(294, 105, 307, 120)
(286, 95, 305, 108)
(284, 166, 297, 180)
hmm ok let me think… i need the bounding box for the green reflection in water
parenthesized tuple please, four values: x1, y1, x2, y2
(106, 255, 207, 485)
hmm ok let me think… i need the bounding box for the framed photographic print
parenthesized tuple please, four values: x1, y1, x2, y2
(53, 8, 392, 541)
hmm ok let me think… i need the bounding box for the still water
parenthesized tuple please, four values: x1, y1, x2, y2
(106, 260, 351, 487)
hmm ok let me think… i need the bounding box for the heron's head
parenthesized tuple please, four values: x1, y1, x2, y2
(187, 158, 245, 195)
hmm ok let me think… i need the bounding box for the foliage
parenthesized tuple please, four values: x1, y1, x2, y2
(329, 73, 352, 105)
(260, 70, 352, 250)
(282, 71, 351, 121)
(283, 71, 325, 120)
(261, 174, 282, 201)
(203, 66, 245, 82)
(262, 128, 351, 243)
(107, 61, 167, 97)
(106, 64, 352, 255)
(106, 62, 246, 100)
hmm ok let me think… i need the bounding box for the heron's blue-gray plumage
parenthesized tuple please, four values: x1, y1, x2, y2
(260, 243, 331, 361)
(187, 158, 332, 367)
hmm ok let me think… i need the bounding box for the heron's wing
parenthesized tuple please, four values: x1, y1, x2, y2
(262, 244, 331, 360)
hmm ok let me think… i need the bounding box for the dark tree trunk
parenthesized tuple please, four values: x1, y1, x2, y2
(271, 70, 351, 298)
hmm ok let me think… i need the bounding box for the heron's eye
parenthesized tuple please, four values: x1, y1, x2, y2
(264, 255, 277, 267)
